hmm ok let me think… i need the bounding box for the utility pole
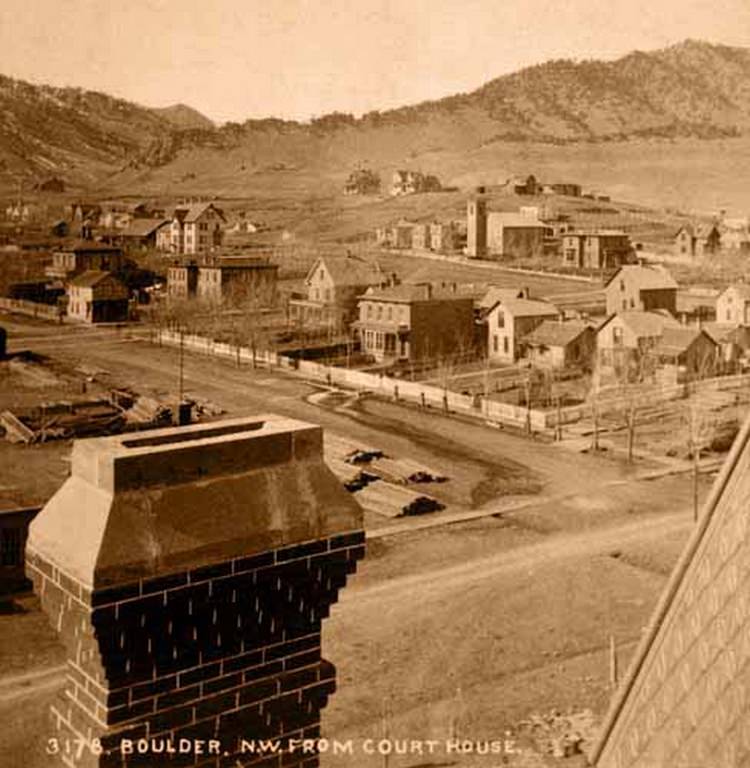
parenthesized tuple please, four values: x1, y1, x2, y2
(179, 328, 185, 404)
(381, 697, 391, 768)
(609, 635, 618, 691)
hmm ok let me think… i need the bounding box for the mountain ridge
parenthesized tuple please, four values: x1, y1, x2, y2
(1, 39, 749, 192)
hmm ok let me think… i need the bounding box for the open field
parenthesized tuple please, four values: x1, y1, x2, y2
(93, 137, 750, 222)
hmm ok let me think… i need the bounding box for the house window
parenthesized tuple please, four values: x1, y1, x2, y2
(630, 298, 635, 308)
(620, 280, 625, 291)
(387, 306, 392, 320)
(493, 335, 498, 353)
(497, 311, 505, 329)
(503, 337, 509, 354)
(613, 327, 623, 346)
(622, 300, 627, 310)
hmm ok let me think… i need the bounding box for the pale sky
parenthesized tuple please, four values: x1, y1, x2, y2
(1, 0, 749, 124)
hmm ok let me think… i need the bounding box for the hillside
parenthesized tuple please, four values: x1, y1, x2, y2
(1, 40, 750, 201)
(0, 76, 175, 186)
(151, 103, 214, 130)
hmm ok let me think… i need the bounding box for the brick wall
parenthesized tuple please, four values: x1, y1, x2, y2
(27, 416, 364, 768)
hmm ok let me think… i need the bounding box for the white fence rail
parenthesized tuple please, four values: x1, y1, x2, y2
(152, 330, 750, 432)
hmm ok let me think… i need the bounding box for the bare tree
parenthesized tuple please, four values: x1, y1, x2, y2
(683, 399, 718, 522)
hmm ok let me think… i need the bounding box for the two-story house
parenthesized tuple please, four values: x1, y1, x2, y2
(45, 243, 125, 280)
(562, 230, 633, 270)
(170, 203, 225, 255)
(485, 213, 546, 260)
(674, 224, 721, 258)
(356, 283, 474, 363)
(483, 296, 559, 362)
(196, 257, 278, 307)
(597, 311, 681, 377)
(288, 256, 387, 330)
(66, 271, 129, 324)
(716, 284, 750, 326)
(167, 262, 199, 300)
(605, 265, 678, 316)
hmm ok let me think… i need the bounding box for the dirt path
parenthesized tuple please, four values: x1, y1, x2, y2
(347, 509, 689, 605)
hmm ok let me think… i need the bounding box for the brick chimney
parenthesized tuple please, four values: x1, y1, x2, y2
(26, 415, 364, 768)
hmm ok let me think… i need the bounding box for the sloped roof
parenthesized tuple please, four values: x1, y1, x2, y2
(703, 322, 750, 347)
(654, 326, 715, 356)
(606, 310, 680, 338)
(522, 320, 593, 348)
(675, 222, 720, 240)
(592, 412, 750, 768)
(120, 218, 170, 237)
(605, 265, 678, 290)
(311, 256, 384, 288)
(363, 282, 472, 304)
(723, 283, 750, 302)
(490, 297, 559, 318)
(702, 322, 737, 343)
(69, 270, 123, 288)
(174, 203, 225, 223)
(478, 286, 528, 310)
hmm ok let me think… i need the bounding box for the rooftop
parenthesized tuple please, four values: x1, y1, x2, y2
(488, 297, 559, 318)
(486, 212, 545, 228)
(523, 320, 593, 347)
(311, 256, 384, 287)
(606, 310, 680, 337)
(363, 282, 472, 304)
(606, 265, 678, 290)
(566, 229, 629, 237)
(68, 270, 124, 288)
(478, 286, 528, 311)
(120, 218, 170, 237)
(655, 326, 708, 355)
(54, 241, 122, 254)
(722, 283, 750, 302)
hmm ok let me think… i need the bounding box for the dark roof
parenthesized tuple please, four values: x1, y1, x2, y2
(56, 241, 122, 254)
(120, 218, 170, 237)
(174, 202, 225, 223)
(68, 270, 124, 288)
(363, 282, 472, 304)
(654, 326, 713, 356)
(522, 320, 593, 348)
(488, 297, 559, 318)
(204, 258, 277, 271)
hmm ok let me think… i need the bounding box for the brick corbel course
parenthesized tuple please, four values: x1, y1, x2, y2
(26, 415, 365, 768)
